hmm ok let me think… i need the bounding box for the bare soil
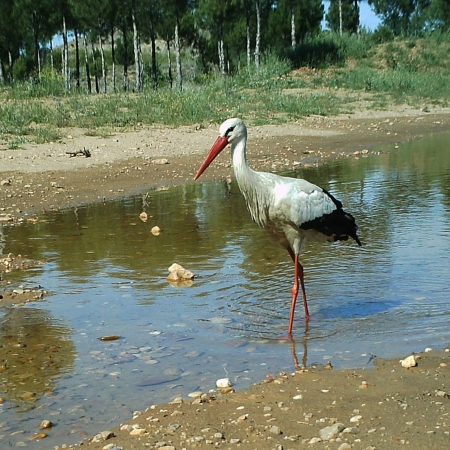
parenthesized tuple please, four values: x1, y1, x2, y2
(1, 105, 450, 449)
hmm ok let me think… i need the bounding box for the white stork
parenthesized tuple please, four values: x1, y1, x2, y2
(195, 118, 361, 335)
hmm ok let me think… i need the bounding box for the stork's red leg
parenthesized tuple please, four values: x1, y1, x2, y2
(287, 249, 310, 334)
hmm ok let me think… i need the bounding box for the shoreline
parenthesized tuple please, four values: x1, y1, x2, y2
(79, 348, 450, 450)
(1, 107, 450, 219)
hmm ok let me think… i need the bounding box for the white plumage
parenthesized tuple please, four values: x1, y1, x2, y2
(195, 118, 361, 335)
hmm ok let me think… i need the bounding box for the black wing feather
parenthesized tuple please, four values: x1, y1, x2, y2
(300, 188, 362, 246)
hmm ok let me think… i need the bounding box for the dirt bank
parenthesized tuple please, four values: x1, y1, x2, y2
(1, 106, 449, 220)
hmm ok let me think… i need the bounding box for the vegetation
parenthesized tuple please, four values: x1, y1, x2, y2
(0, 1, 450, 149)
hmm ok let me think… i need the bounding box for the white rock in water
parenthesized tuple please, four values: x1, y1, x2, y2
(400, 355, 417, 368)
(151, 226, 161, 235)
(168, 263, 184, 273)
(424, 347, 433, 352)
(216, 378, 232, 388)
(166, 263, 195, 281)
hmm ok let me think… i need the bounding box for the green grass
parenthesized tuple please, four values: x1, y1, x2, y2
(1, 33, 450, 149)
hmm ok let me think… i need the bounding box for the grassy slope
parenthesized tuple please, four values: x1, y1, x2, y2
(1, 33, 449, 149)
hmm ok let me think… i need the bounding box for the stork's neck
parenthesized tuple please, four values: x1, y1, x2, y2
(230, 134, 255, 183)
(230, 133, 266, 219)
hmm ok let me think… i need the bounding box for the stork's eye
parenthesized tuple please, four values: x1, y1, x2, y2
(225, 126, 235, 136)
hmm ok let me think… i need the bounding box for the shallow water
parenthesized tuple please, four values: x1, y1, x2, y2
(1, 130, 450, 447)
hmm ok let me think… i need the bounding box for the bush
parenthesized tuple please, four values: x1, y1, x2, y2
(372, 26, 395, 44)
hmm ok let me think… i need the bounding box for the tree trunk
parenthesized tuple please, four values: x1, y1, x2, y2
(139, 45, 144, 89)
(111, 27, 116, 92)
(99, 35, 107, 94)
(339, 0, 343, 35)
(75, 29, 80, 88)
(83, 34, 91, 94)
(0, 56, 4, 84)
(131, 1, 141, 91)
(166, 38, 172, 89)
(174, 15, 182, 91)
(49, 40, 54, 70)
(218, 31, 225, 75)
(62, 15, 69, 89)
(254, 0, 261, 68)
(37, 47, 41, 80)
(122, 22, 129, 91)
(354, 0, 360, 35)
(150, 28, 158, 88)
(91, 42, 100, 94)
(246, 18, 251, 67)
(8, 51, 13, 83)
(32, 12, 40, 77)
(291, 3, 296, 48)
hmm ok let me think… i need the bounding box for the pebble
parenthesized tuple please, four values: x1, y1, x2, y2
(92, 431, 115, 442)
(151, 225, 161, 235)
(436, 390, 448, 398)
(319, 422, 345, 440)
(167, 263, 194, 281)
(129, 428, 147, 436)
(216, 377, 232, 388)
(338, 443, 352, 450)
(188, 391, 203, 398)
(350, 414, 363, 422)
(269, 425, 282, 435)
(308, 437, 322, 444)
(219, 387, 235, 394)
(400, 355, 417, 368)
(342, 426, 360, 434)
(39, 419, 53, 429)
(29, 432, 47, 440)
(103, 445, 123, 450)
(293, 394, 303, 400)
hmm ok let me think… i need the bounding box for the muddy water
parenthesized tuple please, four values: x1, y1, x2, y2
(1, 130, 450, 447)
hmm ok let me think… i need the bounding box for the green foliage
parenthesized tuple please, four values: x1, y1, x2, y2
(33, 125, 62, 144)
(12, 57, 34, 81)
(232, 52, 292, 88)
(1, 34, 450, 150)
(372, 26, 395, 44)
(326, 0, 360, 33)
(284, 32, 373, 69)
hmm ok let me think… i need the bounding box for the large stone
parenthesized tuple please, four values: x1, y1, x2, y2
(319, 422, 345, 441)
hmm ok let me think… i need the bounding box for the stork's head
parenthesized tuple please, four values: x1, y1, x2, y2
(194, 118, 246, 180)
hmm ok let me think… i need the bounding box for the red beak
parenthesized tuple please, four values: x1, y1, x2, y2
(194, 136, 229, 180)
